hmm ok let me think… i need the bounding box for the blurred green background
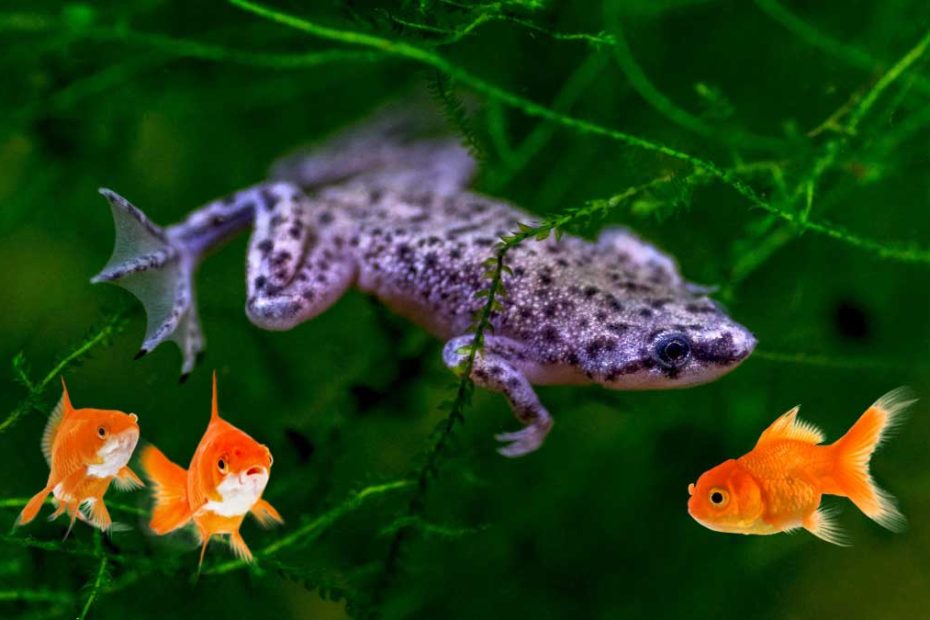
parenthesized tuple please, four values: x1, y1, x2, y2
(2, 0, 930, 618)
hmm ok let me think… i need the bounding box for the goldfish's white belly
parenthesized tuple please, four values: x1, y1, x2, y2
(204, 470, 269, 517)
(88, 431, 138, 479)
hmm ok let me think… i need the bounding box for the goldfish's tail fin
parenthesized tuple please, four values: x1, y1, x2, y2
(91, 189, 204, 380)
(141, 445, 192, 535)
(17, 486, 51, 526)
(830, 387, 915, 532)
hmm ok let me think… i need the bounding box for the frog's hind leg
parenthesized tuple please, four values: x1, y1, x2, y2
(443, 335, 553, 457)
(244, 184, 357, 330)
(271, 101, 476, 196)
(92, 187, 259, 377)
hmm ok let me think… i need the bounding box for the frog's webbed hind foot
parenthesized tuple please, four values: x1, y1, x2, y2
(443, 335, 553, 457)
(92, 189, 203, 376)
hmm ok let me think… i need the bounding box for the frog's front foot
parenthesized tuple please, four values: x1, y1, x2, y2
(443, 335, 553, 457)
(92, 189, 203, 378)
(494, 422, 552, 458)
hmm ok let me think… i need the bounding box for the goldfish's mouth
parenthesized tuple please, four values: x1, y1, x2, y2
(204, 467, 270, 517)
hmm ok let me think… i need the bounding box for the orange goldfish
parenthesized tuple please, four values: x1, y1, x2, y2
(17, 379, 142, 536)
(688, 388, 915, 545)
(141, 373, 282, 565)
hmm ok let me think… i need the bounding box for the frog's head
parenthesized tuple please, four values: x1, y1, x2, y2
(581, 296, 756, 390)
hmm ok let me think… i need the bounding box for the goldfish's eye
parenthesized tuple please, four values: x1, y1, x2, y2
(217, 458, 227, 472)
(709, 488, 728, 507)
(97, 426, 107, 438)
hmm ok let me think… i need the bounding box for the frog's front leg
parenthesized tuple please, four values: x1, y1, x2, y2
(243, 185, 357, 330)
(443, 335, 553, 457)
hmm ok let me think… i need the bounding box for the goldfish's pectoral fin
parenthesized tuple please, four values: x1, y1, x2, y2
(91, 189, 204, 377)
(228, 531, 254, 563)
(250, 499, 284, 528)
(113, 466, 145, 492)
(81, 499, 112, 532)
(804, 506, 850, 547)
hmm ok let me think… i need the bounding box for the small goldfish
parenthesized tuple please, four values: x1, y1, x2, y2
(141, 373, 282, 565)
(17, 379, 142, 536)
(688, 388, 915, 545)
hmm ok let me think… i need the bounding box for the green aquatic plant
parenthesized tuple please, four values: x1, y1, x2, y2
(2, 1, 930, 619)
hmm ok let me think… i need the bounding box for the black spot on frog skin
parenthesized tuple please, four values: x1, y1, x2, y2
(319, 211, 335, 225)
(604, 295, 623, 312)
(540, 325, 560, 343)
(257, 239, 273, 254)
(686, 302, 717, 314)
(583, 286, 599, 298)
(638, 308, 654, 318)
(260, 188, 278, 211)
(585, 337, 616, 358)
(271, 251, 292, 267)
(691, 332, 744, 365)
(397, 244, 413, 261)
(607, 322, 630, 335)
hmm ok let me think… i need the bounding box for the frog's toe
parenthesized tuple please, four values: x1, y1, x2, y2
(495, 424, 550, 458)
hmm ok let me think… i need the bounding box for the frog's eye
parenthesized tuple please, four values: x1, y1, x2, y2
(653, 332, 692, 369)
(709, 488, 729, 508)
(217, 458, 227, 473)
(97, 426, 108, 439)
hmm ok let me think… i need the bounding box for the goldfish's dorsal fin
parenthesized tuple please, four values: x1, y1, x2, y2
(755, 406, 825, 447)
(210, 371, 220, 422)
(42, 380, 73, 464)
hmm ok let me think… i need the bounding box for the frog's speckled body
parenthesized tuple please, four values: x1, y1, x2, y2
(93, 103, 755, 456)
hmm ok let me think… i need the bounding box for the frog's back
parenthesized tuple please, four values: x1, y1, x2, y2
(317, 180, 527, 337)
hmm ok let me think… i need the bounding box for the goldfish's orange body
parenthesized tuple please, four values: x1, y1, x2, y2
(688, 389, 914, 544)
(17, 379, 142, 535)
(141, 373, 282, 566)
